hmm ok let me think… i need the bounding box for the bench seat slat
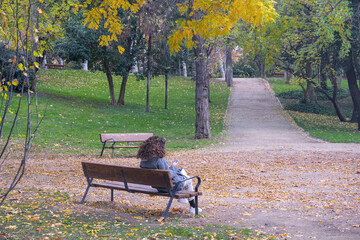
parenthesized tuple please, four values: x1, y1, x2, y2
(93, 182, 202, 198)
(103, 146, 139, 149)
(100, 133, 153, 143)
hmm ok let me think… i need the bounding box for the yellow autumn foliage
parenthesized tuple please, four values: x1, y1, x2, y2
(76, 0, 145, 52)
(169, 0, 277, 52)
(77, 0, 276, 53)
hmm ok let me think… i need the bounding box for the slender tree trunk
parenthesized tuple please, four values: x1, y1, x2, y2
(225, 46, 233, 87)
(132, 62, 139, 73)
(345, 52, 360, 129)
(194, 34, 211, 139)
(56, 57, 64, 68)
(320, 52, 328, 89)
(165, 72, 168, 109)
(118, 74, 128, 105)
(41, 54, 47, 69)
(146, 34, 152, 112)
(285, 71, 292, 84)
(216, 48, 225, 78)
(103, 59, 116, 105)
(350, 107, 358, 122)
(305, 62, 316, 103)
(182, 60, 187, 77)
(81, 60, 88, 71)
(330, 98, 347, 122)
(319, 86, 347, 122)
(191, 60, 196, 81)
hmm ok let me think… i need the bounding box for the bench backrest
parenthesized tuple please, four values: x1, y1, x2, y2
(82, 161, 173, 189)
(100, 133, 153, 143)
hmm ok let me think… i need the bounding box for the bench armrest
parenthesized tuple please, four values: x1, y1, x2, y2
(103, 138, 117, 147)
(172, 176, 201, 194)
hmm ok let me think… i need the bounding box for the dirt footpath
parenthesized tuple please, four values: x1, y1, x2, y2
(211, 78, 360, 239)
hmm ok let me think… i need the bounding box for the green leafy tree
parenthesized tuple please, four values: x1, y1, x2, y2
(269, 0, 350, 104)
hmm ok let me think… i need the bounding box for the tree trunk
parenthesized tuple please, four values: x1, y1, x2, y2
(305, 62, 316, 103)
(350, 107, 358, 122)
(216, 48, 225, 78)
(132, 62, 139, 73)
(319, 86, 347, 122)
(103, 59, 116, 105)
(194, 34, 211, 139)
(118, 74, 128, 105)
(285, 70, 291, 84)
(320, 52, 328, 90)
(165, 72, 168, 109)
(41, 54, 47, 69)
(345, 52, 360, 129)
(81, 60, 88, 71)
(182, 60, 187, 77)
(191, 60, 196, 81)
(225, 46, 233, 87)
(56, 57, 64, 69)
(146, 34, 152, 112)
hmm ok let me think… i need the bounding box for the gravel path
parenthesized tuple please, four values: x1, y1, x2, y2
(211, 78, 360, 239)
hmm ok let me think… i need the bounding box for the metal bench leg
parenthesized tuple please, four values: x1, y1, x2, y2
(112, 148, 114, 158)
(111, 189, 114, 202)
(81, 178, 93, 204)
(158, 197, 174, 222)
(100, 145, 105, 157)
(195, 195, 199, 215)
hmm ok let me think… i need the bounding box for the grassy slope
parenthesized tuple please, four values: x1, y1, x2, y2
(267, 78, 360, 143)
(34, 70, 229, 154)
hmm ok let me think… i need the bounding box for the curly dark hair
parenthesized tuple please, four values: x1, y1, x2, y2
(136, 136, 166, 160)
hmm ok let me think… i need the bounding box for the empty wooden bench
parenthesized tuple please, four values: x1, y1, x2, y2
(45, 63, 64, 69)
(81, 161, 202, 221)
(99, 133, 153, 157)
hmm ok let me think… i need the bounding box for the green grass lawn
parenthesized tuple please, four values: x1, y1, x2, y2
(30, 70, 229, 154)
(267, 78, 360, 143)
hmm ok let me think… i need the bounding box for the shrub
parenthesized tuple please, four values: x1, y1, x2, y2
(277, 88, 350, 100)
(233, 61, 259, 77)
(277, 90, 304, 99)
(284, 103, 335, 115)
(0, 43, 35, 92)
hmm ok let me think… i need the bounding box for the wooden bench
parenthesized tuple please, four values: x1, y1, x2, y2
(272, 72, 284, 77)
(45, 63, 64, 69)
(99, 133, 153, 157)
(81, 161, 202, 221)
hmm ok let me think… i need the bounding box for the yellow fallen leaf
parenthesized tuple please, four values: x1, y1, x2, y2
(240, 213, 252, 216)
(5, 225, 17, 229)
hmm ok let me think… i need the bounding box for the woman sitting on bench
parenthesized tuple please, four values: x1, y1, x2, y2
(137, 136, 202, 214)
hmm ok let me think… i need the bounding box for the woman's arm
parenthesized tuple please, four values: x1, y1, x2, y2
(157, 158, 170, 170)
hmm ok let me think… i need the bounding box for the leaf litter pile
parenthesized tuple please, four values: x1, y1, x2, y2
(1, 147, 359, 239)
